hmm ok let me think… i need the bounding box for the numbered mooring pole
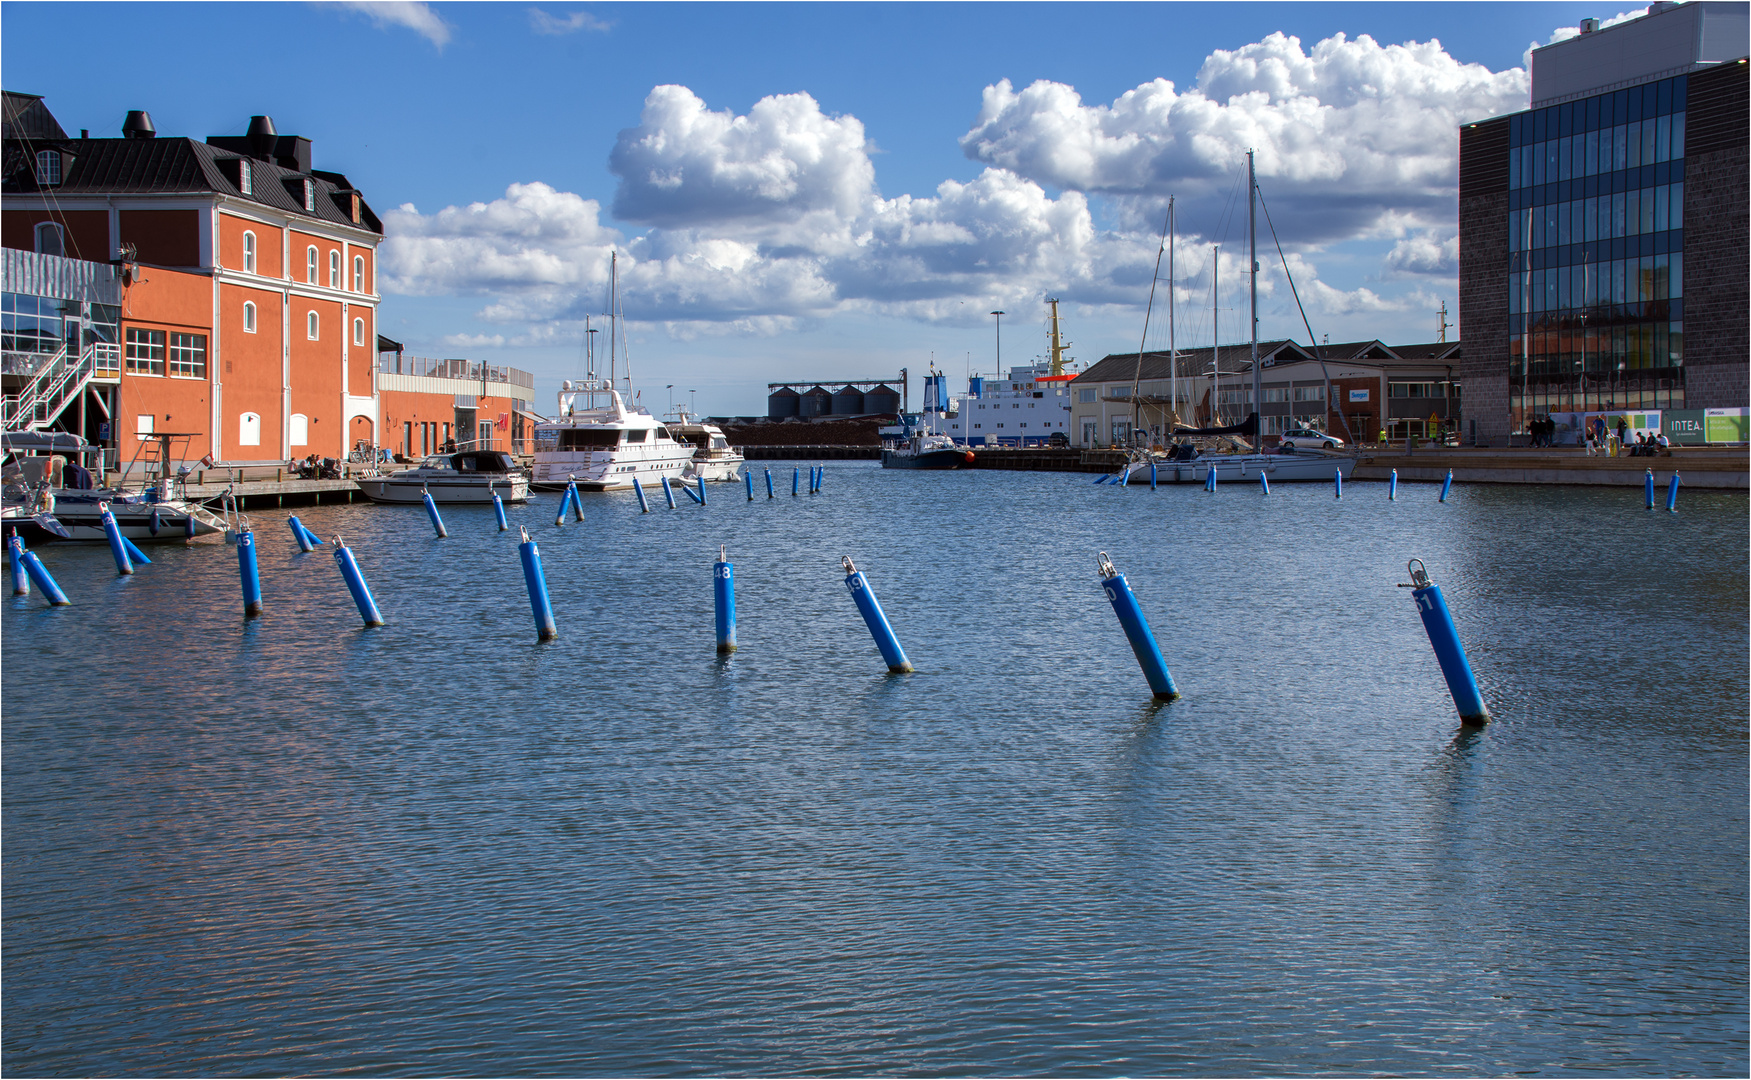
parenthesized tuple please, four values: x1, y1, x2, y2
(633, 476, 651, 513)
(765, 469, 774, 499)
(9, 532, 31, 596)
(1439, 469, 1454, 502)
(661, 476, 678, 510)
(491, 485, 509, 531)
(842, 555, 912, 673)
(421, 487, 448, 538)
(1403, 558, 1489, 726)
(518, 525, 557, 642)
(1667, 471, 1681, 512)
(1389, 469, 1398, 500)
(714, 544, 736, 653)
(20, 549, 69, 606)
(289, 515, 316, 552)
(1097, 552, 1180, 701)
(1644, 468, 1655, 510)
(333, 536, 385, 628)
(100, 503, 133, 575)
(237, 529, 263, 618)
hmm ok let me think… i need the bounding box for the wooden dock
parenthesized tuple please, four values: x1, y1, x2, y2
(1352, 446, 1746, 489)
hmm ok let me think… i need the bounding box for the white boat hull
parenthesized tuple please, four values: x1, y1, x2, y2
(356, 476, 530, 504)
(532, 451, 694, 491)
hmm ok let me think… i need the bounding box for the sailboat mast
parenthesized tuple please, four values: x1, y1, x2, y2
(1249, 149, 1260, 443)
(1168, 196, 1176, 424)
(1133, 208, 1172, 441)
(1211, 245, 1219, 424)
(608, 252, 618, 392)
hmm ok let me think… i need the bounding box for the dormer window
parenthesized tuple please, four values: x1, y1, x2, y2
(34, 150, 61, 186)
(239, 159, 252, 195)
(303, 179, 314, 212)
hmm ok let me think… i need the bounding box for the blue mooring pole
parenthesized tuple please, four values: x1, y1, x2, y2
(633, 476, 651, 513)
(9, 532, 31, 596)
(765, 469, 774, 499)
(1260, 470, 1270, 495)
(746, 471, 754, 500)
(492, 486, 509, 531)
(1093, 474, 1108, 485)
(518, 525, 557, 642)
(121, 535, 151, 565)
(698, 474, 708, 505)
(793, 468, 801, 497)
(422, 487, 448, 538)
(1150, 463, 1157, 490)
(1667, 471, 1680, 512)
(1207, 464, 1218, 492)
(1389, 469, 1398, 500)
(1439, 469, 1454, 502)
(1645, 468, 1656, 510)
(554, 485, 574, 526)
(682, 479, 704, 504)
(570, 480, 585, 523)
(714, 544, 736, 653)
(334, 537, 385, 628)
(1097, 552, 1180, 700)
(100, 503, 133, 575)
(237, 529, 263, 618)
(842, 555, 912, 673)
(289, 516, 316, 552)
(299, 521, 324, 547)
(661, 476, 678, 509)
(21, 549, 69, 606)
(1404, 558, 1488, 726)
(1334, 468, 1343, 499)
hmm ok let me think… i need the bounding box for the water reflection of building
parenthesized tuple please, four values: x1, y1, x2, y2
(1458, 1, 1748, 445)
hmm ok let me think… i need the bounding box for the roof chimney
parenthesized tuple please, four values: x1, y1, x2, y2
(122, 110, 156, 139)
(246, 114, 277, 159)
(1580, 17, 1600, 33)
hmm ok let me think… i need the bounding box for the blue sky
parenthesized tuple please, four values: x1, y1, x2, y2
(4, 2, 1642, 415)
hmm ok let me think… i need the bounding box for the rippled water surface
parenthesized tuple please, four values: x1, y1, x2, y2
(4, 465, 1746, 1076)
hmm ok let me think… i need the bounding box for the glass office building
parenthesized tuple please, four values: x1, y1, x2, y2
(1505, 73, 1688, 427)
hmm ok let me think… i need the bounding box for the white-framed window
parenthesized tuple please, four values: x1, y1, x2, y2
(306, 311, 319, 340)
(239, 411, 261, 447)
(34, 150, 61, 186)
(328, 250, 339, 288)
(33, 221, 63, 257)
(353, 317, 365, 346)
(168, 332, 207, 378)
(136, 414, 154, 436)
(243, 301, 257, 333)
(353, 255, 364, 292)
(306, 246, 318, 283)
(289, 413, 308, 446)
(242, 230, 256, 273)
(125, 327, 165, 376)
(239, 159, 252, 195)
(303, 179, 314, 212)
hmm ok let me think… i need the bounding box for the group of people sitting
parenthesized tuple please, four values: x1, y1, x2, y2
(1623, 431, 1671, 456)
(291, 455, 342, 480)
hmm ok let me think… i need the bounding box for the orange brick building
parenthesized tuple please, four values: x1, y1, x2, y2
(3, 93, 382, 470)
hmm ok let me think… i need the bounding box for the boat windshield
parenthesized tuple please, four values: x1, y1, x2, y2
(555, 430, 620, 451)
(418, 456, 450, 469)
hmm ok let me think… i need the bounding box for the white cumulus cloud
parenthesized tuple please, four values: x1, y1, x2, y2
(528, 7, 610, 35)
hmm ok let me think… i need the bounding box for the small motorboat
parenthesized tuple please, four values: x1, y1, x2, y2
(355, 449, 530, 504)
(2, 431, 225, 543)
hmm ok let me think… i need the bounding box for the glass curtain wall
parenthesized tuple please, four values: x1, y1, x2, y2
(1506, 74, 1686, 431)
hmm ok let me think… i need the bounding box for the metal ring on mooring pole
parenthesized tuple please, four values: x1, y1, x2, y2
(9, 532, 31, 596)
(1097, 551, 1180, 701)
(333, 536, 385, 628)
(633, 476, 651, 513)
(518, 525, 557, 642)
(237, 529, 263, 618)
(422, 486, 448, 538)
(1667, 471, 1680, 512)
(21, 549, 69, 606)
(100, 502, 133, 575)
(289, 515, 316, 552)
(1439, 470, 1453, 502)
(1402, 558, 1488, 726)
(714, 544, 736, 653)
(842, 555, 912, 673)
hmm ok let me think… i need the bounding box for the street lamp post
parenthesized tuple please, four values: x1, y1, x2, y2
(990, 310, 1004, 372)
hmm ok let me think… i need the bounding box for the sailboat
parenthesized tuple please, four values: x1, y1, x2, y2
(530, 253, 695, 491)
(1121, 154, 1352, 485)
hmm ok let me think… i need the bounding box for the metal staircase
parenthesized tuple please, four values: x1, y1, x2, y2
(1, 342, 118, 432)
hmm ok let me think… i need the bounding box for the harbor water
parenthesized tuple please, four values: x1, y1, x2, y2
(4, 465, 1746, 1076)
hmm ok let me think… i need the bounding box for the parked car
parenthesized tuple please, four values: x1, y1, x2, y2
(1280, 427, 1344, 451)
(1048, 431, 1070, 447)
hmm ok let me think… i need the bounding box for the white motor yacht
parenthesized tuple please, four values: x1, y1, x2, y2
(669, 412, 744, 482)
(531, 380, 695, 491)
(356, 449, 530, 504)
